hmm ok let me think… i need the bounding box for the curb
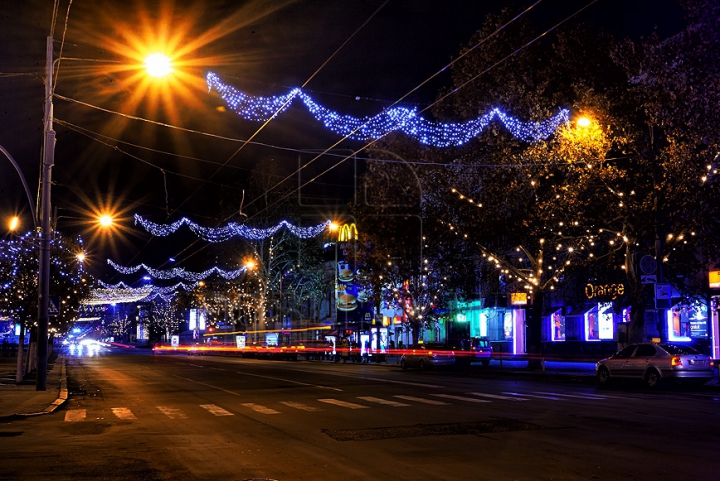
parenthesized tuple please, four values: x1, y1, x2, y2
(41, 357, 68, 414)
(0, 356, 68, 422)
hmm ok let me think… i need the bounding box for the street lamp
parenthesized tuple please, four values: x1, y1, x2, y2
(8, 216, 21, 232)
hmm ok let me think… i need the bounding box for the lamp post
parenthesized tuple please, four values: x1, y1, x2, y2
(36, 36, 56, 391)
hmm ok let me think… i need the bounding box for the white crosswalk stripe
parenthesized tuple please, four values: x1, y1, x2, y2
(393, 395, 450, 405)
(357, 396, 410, 407)
(280, 401, 323, 411)
(467, 392, 529, 401)
(156, 406, 187, 419)
(64, 409, 86, 422)
(112, 407, 137, 420)
(318, 398, 369, 409)
(241, 403, 281, 415)
(502, 391, 563, 400)
(200, 404, 234, 416)
(430, 394, 491, 403)
(535, 391, 608, 400)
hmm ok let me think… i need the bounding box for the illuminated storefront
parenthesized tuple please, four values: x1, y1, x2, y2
(545, 303, 617, 343)
(666, 300, 708, 343)
(454, 300, 526, 354)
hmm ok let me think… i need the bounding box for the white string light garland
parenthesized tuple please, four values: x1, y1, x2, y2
(107, 260, 248, 281)
(207, 72, 570, 147)
(134, 214, 331, 242)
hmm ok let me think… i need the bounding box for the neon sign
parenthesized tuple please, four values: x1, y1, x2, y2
(585, 282, 625, 300)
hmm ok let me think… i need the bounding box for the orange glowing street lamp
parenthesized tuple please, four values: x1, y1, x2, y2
(144, 53, 173, 78)
(8, 216, 20, 232)
(98, 214, 115, 228)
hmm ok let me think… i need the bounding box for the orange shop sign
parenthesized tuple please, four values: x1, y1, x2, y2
(709, 270, 720, 289)
(585, 282, 625, 300)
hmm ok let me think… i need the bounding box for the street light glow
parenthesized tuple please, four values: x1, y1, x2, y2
(98, 214, 114, 228)
(577, 116, 592, 127)
(144, 53, 173, 77)
(8, 216, 20, 231)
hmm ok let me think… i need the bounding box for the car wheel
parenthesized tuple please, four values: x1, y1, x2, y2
(645, 369, 661, 389)
(401, 360, 408, 371)
(597, 366, 611, 386)
(419, 360, 427, 371)
(481, 360, 490, 367)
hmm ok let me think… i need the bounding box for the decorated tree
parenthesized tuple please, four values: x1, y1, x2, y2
(367, 0, 720, 356)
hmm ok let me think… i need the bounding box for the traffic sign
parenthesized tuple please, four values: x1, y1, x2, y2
(655, 283, 672, 309)
(48, 296, 60, 316)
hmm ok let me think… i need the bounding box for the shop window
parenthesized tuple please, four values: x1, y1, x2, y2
(550, 309, 565, 341)
(597, 303, 614, 340)
(667, 302, 708, 341)
(503, 311, 513, 341)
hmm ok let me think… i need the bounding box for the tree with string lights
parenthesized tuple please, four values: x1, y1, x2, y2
(373, 1, 720, 354)
(0, 231, 92, 357)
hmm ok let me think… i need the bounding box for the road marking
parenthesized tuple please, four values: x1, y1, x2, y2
(467, 392, 529, 401)
(357, 396, 411, 407)
(200, 404, 234, 416)
(502, 392, 563, 401)
(235, 371, 342, 391)
(393, 395, 449, 405)
(430, 394, 491, 403)
(318, 398, 369, 409)
(535, 391, 608, 400)
(64, 409, 86, 422)
(111, 407, 137, 420)
(289, 368, 443, 389)
(169, 375, 241, 396)
(280, 401, 323, 411)
(241, 403, 281, 415)
(156, 406, 187, 419)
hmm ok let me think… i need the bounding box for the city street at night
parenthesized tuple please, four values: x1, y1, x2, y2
(2, 1, 720, 479)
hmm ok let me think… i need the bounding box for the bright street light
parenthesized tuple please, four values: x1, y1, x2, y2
(98, 214, 114, 228)
(577, 116, 592, 128)
(8, 216, 20, 231)
(144, 53, 173, 78)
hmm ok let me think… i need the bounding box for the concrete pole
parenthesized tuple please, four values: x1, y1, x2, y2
(37, 36, 55, 391)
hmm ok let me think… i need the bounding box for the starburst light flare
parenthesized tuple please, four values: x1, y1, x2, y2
(207, 72, 570, 147)
(134, 214, 331, 242)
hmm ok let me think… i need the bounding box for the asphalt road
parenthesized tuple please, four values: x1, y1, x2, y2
(1, 347, 718, 480)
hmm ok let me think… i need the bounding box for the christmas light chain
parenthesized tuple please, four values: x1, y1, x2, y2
(97, 280, 198, 293)
(207, 72, 570, 147)
(107, 259, 248, 281)
(134, 214, 331, 242)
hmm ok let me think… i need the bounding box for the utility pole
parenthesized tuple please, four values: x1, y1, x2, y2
(37, 36, 55, 391)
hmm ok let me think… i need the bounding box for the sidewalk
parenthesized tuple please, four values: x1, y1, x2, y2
(0, 352, 68, 421)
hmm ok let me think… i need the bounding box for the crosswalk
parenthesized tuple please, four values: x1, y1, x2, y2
(63, 390, 610, 423)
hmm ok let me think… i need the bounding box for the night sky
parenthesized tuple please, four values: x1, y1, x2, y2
(0, 0, 685, 282)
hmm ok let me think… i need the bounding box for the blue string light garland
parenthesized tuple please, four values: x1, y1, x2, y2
(207, 72, 570, 147)
(134, 214, 331, 242)
(107, 260, 248, 281)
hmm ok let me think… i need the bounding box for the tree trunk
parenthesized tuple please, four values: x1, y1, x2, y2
(527, 289, 544, 369)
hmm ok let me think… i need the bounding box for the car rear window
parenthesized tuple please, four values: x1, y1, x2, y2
(634, 344, 657, 357)
(660, 344, 701, 355)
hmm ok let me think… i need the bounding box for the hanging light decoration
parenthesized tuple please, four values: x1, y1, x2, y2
(134, 214, 331, 242)
(107, 260, 248, 281)
(207, 72, 569, 147)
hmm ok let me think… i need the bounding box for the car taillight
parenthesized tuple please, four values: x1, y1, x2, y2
(671, 356, 682, 366)
(428, 351, 434, 357)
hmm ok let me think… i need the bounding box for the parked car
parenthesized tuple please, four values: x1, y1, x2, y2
(448, 338, 493, 368)
(400, 343, 455, 371)
(596, 342, 714, 388)
(470, 337, 493, 366)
